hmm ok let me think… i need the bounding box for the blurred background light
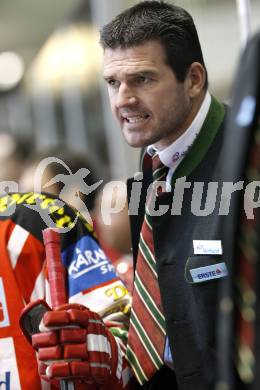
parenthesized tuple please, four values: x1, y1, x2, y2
(0, 51, 24, 91)
(28, 25, 102, 91)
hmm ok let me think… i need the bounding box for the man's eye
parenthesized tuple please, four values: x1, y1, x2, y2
(107, 79, 119, 88)
(136, 76, 150, 84)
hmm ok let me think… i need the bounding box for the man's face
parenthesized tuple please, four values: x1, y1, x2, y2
(103, 40, 197, 149)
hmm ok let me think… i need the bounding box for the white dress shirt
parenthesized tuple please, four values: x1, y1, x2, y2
(147, 91, 211, 188)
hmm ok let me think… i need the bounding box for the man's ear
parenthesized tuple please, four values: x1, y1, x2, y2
(186, 62, 206, 98)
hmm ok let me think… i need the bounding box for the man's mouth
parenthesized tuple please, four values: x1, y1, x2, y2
(121, 113, 150, 124)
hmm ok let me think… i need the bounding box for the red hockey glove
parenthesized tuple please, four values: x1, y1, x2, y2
(19, 300, 123, 386)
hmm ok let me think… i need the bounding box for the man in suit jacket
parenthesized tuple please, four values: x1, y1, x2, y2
(101, 2, 229, 389)
(21, 2, 235, 389)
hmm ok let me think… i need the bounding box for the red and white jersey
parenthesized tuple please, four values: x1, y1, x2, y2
(0, 192, 131, 390)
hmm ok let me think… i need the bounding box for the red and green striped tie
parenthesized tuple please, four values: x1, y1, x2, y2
(126, 153, 168, 384)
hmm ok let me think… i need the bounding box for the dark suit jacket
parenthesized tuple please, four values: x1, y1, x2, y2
(127, 96, 231, 390)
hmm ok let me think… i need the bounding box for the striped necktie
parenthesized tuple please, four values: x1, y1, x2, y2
(126, 153, 168, 384)
(235, 127, 260, 385)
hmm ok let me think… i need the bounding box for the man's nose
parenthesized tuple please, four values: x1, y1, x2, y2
(116, 84, 138, 108)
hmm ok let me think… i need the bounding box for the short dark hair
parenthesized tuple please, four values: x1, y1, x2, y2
(100, 1, 208, 88)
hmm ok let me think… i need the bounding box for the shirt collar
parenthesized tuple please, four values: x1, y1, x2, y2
(147, 91, 211, 169)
